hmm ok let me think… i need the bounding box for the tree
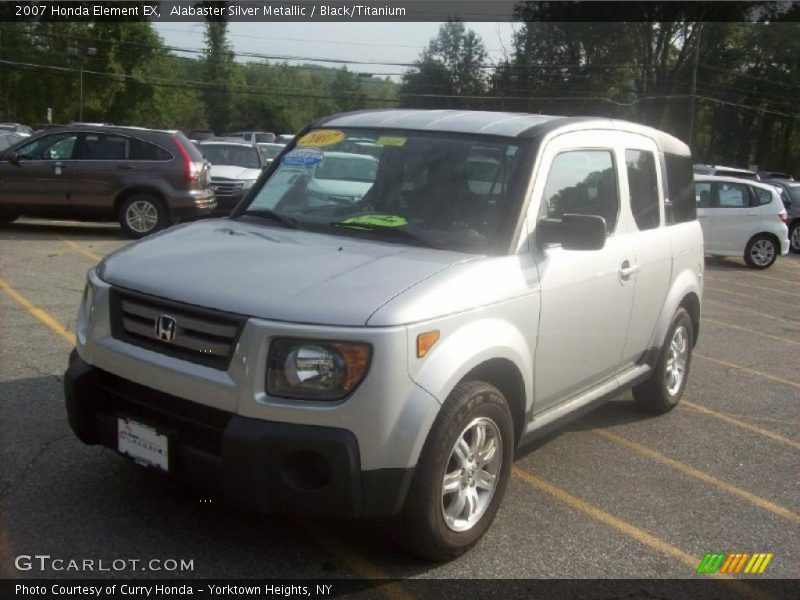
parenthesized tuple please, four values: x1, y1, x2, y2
(400, 21, 488, 108)
(200, 4, 235, 134)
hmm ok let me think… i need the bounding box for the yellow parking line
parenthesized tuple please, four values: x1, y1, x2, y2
(59, 237, 103, 262)
(707, 268, 800, 288)
(593, 429, 800, 525)
(704, 286, 791, 311)
(703, 317, 800, 346)
(0, 276, 75, 345)
(511, 467, 712, 571)
(681, 401, 800, 451)
(703, 298, 794, 324)
(704, 277, 799, 299)
(694, 352, 800, 390)
(295, 519, 413, 600)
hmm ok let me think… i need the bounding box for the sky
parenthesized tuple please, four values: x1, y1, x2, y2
(153, 22, 517, 79)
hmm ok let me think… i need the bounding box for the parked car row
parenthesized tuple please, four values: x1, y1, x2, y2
(0, 123, 296, 237)
(694, 164, 800, 264)
(0, 125, 215, 238)
(695, 175, 789, 268)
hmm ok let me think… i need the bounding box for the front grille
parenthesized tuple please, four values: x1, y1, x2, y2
(210, 178, 245, 197)
(109, 288, 246, 370)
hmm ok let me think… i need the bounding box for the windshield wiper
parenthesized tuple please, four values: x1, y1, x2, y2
(241, 209, 298, 229)
(330, 221, 438, 248)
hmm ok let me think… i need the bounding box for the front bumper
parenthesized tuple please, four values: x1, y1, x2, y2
(64, 351, 413, 519)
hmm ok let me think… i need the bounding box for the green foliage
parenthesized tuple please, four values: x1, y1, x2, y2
(400, 21, 488, 108)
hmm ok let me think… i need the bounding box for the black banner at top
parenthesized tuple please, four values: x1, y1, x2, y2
(2, 1, 800, 23)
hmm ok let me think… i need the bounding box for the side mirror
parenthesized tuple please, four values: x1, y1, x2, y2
(536, 214, 607, 251)
(7, 152, 20, 166)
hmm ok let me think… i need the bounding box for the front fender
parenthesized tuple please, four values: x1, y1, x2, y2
(407, 315, 534, 412)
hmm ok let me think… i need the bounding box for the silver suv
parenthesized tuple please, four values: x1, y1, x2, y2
(65, 111, 703, 561)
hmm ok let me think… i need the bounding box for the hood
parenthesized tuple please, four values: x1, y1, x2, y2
(209, 165, 261, 181)
(99, 219, 476, 326)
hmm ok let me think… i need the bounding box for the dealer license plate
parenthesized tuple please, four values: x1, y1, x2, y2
(117, 417, 169, 472)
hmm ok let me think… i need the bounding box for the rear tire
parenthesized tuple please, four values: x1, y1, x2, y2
(744, 234, 778, 269)
(394, 381, 513, 561)
(790, 222, 800, 254)
(118, 194, 168, 239)
(633, 308, 693, 415)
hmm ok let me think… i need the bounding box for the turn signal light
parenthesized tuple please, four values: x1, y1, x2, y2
(417, 330, 440, 358)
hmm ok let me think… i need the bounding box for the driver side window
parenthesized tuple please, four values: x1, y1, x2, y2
(540, 149, 619, 233)
(16, 133, 78, 160)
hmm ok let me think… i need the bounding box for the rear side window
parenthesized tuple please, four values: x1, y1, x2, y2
(625, 149, 660, 230)
(541, 149, 619, 233)
(664, 153, 695, 223)
(716, 182, 750, 208)
(79, 134, 127, 160)
(129, 138, 172, 161)
(752, 186, 773, 206)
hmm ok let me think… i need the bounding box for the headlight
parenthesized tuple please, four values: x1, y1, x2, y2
(267, 338, 372, 401)
(242, 179, 256, 189)
(82, 279, 95, 320)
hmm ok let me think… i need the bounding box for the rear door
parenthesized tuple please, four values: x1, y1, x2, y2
(619, 139, 672, 363)
(710, 181, 758, 253)
(67, 132, 129, 214)
(0, 131, 77, 208)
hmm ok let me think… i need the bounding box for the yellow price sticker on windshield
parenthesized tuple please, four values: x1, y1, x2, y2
(297, 129, 345, 148)
(376, 136, 407, 147)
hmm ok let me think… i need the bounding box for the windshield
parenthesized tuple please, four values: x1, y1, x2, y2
(241, 128, 526, 253)
(200, 144, 261, 169)
(786, 184, 800, 202)
(259, 144, 284, 160)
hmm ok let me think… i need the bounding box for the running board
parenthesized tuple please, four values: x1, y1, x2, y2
(519, 364, 651, 447)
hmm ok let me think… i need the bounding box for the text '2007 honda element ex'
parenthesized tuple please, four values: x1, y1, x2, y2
(65, 110, 703, 561)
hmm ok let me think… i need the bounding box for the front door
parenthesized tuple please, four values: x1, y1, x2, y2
(529, 131, 636, 412)
(0, 132, 78, 209)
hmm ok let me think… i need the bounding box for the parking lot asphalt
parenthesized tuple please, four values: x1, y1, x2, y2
(0, 219, 798, 585)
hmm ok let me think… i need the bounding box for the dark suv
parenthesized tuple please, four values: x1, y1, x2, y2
(0, 126, 216, 238)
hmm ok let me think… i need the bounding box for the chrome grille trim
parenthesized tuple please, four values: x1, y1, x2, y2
(209, 179, 246, 197)
(109, 288, 246, 370)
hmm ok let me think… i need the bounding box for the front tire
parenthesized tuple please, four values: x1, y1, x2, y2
(118, 194, 168, 239)
(744, 234, 778, 269)
(395, 381, 513, 561)
(633, 307, 693, 414)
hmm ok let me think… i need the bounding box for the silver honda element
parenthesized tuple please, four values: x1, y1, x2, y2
(66, 110, 703, 561)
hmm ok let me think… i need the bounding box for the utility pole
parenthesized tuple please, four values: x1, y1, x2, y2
(687, 23, 703, 147)
(67, 46, 96, 121)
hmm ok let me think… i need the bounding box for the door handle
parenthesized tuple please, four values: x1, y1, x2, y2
(117, 164, 135, 170)
(619, 260, 640, 280)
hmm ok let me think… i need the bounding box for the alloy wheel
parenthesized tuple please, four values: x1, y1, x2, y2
(441, 417, 502, 533)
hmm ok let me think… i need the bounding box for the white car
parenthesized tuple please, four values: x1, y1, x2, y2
(695, 175, 789, 268)
(257, 142, 286, 164)
(198, 140, 264, 215)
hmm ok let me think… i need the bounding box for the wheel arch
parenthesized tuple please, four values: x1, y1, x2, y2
(462, 358, 527, 450)
(114, 187, 171, 221)
(679, 291, 701, 346)
(408, 317, 534, 450)
(651, 268, 703, 351)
